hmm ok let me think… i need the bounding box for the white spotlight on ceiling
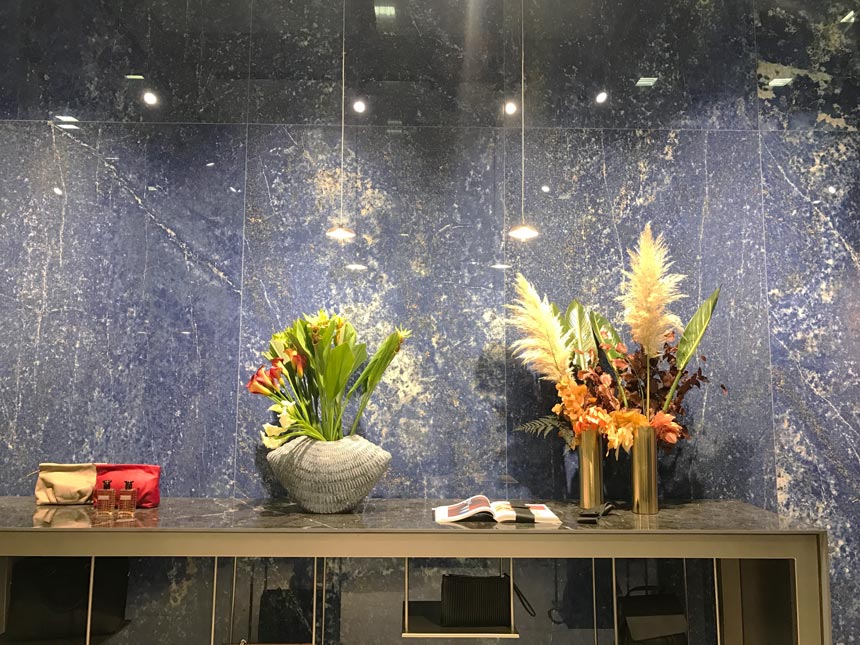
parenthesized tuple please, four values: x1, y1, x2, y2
(345, 263, 368, 271)
(504, 101, 518, 115)
(595, 91, 608, 104)
(52, 187, 63, 196)
(142, 91, 159, 105)
(768, 77, 793, 87)
(541, 185, 550, 193)
(352, 100, 366, 114)
(490, 263, 512, 270)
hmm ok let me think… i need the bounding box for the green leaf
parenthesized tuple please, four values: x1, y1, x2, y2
(347, 329, 409, 435)
(323, 342, 355, 401)
(663, 286, 721, 411)
(589, 310, 628, 407)
(349, 344, 368, 382)
(515, 415, 564, 438)
(564, 299, 597, 370)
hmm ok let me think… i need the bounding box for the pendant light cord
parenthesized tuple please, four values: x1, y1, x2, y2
(339, 0, 347, 223)
(520, 0, 525, 226)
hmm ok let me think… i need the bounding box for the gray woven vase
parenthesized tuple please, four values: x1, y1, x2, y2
(266, 435, 391, 513)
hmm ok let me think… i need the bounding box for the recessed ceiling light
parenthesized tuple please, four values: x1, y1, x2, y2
(508, 224, 539, 241)
(490, 263, 512, 270)
(54, 115, 78, 122)
(635, 77, 658, 87)
(326, 226, 356, 241)
(345, 263, 368, 271)
(595, 91, 608, 104)
(352, 100, 366, 113)
(827, 186, 837, 194)
(840, 10, 855, 23)
(540, 185, 550, 193)
(57, 124, 80, 130)
(52, 187, 63, 196)
(768, 77, 793, 87)
(125, 74, 145, 80)
(142, 91, 159, 105)
(205, 162, 215, 167)
(504, 101, 518, 115)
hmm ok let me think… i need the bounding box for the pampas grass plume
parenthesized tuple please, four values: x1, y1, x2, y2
(619, 223, 685, 357)
(507, 273, 574, 383)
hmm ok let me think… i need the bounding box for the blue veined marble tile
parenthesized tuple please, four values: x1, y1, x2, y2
(100, 557, 215, 643)
(521, 0, 757, 129)
(757, 0, 860, 131)
(236, 124, 507, 499)
(9, 0, 251, 123)
(0, 122, 244, 497)
(504, 128, 774, 509)
(344, 0, 509, 127)
(761, 130, 860, 644)
(248, 0, 343, 125)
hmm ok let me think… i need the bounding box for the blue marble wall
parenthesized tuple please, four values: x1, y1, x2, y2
(0, 0, 857, 641)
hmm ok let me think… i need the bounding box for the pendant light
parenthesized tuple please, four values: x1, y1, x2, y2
(508, 0, 538, 242)
(326, 5, 356, 243)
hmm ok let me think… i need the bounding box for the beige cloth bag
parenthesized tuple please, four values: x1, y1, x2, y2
(34, 463, 97, 505)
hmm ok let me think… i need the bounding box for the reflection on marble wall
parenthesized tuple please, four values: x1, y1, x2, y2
(523, 0, 758, 129)
(757, 0, 860, 131)
(103, 557, 215, 644)
(0, 0, 857, 640)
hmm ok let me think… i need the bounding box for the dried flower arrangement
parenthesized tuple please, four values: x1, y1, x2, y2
(509, 223, 721, 456)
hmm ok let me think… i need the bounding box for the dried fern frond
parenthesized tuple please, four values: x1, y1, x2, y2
(619, 223, 685, 357)
(515, 415, 565, 438)
(507, 273, 574, 383)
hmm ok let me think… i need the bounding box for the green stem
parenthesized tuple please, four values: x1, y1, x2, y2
(662, 374, 681, 412)
(349, 390, 372, 436)
(645, 356, 651, 421)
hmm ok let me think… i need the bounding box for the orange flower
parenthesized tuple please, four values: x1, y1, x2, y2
(606, 409, 648, 457)
(246, 366, 277, 396)
(281, 347, 307, 378)
(650, 410, 685, 445)
(573, 406, 612, 435)
(267, 364, 283, 382)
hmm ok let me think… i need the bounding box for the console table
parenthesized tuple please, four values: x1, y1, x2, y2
(0, 497, 831, 644)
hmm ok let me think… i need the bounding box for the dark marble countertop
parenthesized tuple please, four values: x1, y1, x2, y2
(0, 497, 822, 535)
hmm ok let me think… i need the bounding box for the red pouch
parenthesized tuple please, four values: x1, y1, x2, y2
(95, 464, 161, 508)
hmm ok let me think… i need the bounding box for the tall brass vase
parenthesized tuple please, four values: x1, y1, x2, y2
(632, 425, 658, 514)
(578, 428, 604, 509)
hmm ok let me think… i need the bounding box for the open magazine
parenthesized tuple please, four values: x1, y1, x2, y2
(434, 495, 562, 524)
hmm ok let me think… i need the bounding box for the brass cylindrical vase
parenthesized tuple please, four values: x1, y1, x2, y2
(578, 428, 604, 509)
(632, 425, 658, 514)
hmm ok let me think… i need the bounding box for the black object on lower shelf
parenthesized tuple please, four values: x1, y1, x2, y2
(402, 602, 519, 638)
(1, 557, 129, 644)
